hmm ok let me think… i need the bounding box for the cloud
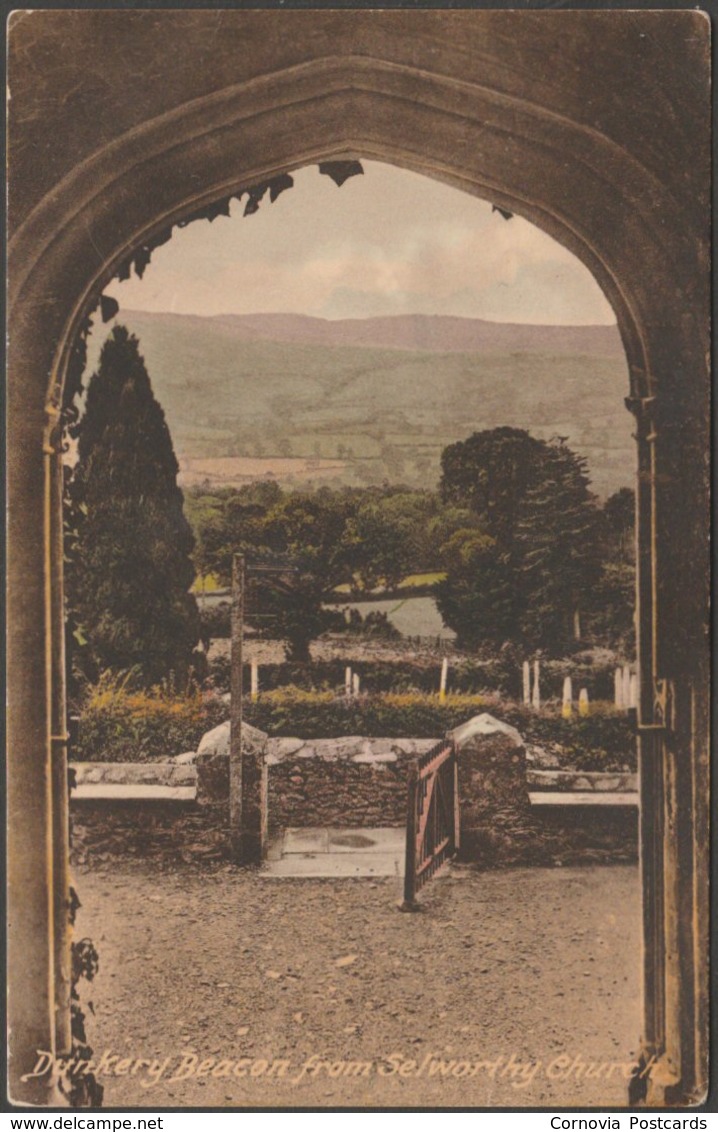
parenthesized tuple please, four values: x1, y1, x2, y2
(104, 162, 616, 326)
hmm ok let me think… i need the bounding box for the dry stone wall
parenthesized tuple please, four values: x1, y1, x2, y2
(266, 737, 436, 834)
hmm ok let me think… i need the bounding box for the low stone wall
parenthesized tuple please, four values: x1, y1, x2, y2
(266, 737, 436, 834)
(68, 714, 639, 867)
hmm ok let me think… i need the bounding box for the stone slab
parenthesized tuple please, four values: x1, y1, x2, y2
(529, 791, 638, 807)
(71, 784, 196, 803)
(70, 762, 197, 786)
(326, 827, 405, 853)
(282, 828, 330, 855)
(262, 850, 404, 878)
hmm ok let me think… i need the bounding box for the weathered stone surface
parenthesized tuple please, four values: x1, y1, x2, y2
(525, 744, 560, 770)
(169, 751, 198, 766)
(265, 737, 305, 764)
(196, 719, 267, 759)
(71, 762, 196, 787)
(451, 712, 523, 750)
(195, 721, 268, 806)
(352, 751, 398, 764)
(267, 737, 426, 834)
(529, 769, 638, 793)
(449, 713, 533, 863)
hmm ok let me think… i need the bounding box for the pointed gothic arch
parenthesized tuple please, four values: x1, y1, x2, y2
(7, 13, 709, 1106)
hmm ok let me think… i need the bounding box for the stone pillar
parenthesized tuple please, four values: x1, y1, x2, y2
(449, 713, 534, 864)
(195, 719, 269, 864)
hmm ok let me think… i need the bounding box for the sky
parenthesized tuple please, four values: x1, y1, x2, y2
(105, 161, 616, 325)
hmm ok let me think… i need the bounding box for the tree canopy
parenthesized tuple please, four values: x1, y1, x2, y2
(66, 325, 200, 685)
(437, 428, 603, 651)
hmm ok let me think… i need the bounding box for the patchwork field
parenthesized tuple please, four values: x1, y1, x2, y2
(86, 311, 633, 498)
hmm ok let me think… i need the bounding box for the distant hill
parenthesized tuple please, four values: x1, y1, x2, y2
(86, 310, 633, 499)
(205, 312, 625, 357)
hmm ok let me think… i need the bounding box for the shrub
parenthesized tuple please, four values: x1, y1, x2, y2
(243, 688, 636, 770)
(73, 676, 636, 771)
(206, 653, 623, 702)
(72, 672, 227, 762)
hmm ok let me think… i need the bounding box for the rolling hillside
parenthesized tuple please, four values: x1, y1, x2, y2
(86, 311, 633, 498)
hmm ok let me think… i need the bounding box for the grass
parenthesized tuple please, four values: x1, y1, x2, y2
(332, 571, 446, 595)
(192, 573, 224, 593)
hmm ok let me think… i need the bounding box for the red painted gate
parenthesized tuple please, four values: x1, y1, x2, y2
(402, 738, 460, 909)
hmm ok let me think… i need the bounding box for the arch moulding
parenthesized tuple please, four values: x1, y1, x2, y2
(7, 52, 709, 1108)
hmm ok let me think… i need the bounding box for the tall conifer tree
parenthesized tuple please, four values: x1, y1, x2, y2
(66, 325, 199, 685)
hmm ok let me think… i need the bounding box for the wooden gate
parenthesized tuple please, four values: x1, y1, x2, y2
(402, 738, 459, 909)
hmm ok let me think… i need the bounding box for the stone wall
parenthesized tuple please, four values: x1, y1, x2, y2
(266, 737, 436, 834)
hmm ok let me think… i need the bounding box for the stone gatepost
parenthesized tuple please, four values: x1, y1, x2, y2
(449, 713, 534, 864)
(195, 719, 269, 862)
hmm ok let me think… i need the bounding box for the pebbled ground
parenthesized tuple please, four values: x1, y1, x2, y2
(71, 858, 641, 1110)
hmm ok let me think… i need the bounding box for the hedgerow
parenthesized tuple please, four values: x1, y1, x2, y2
(72, 673, 227, 763)
(73, 676, 635, 771)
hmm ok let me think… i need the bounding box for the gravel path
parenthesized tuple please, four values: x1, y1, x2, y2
(74, 860, 641, 1109)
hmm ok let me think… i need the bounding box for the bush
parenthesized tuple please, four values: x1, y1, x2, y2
(72, 673, 227, 762)
(206, 653, 624, 702)
(243, 688, 636, 770)
(71, 673, 636, 771)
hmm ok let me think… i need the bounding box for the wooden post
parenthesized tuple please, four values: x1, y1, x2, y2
(352, 672, 360, 696)
(250, 660, 259, 702)
(345, 666, 352, 696)
(562, 675, 573, 719)
(400, 763, 420, 911)
(532, 659, 541, 710)
(229, 554, 245, 862)
(439, 656, 449, 702)
(579, 688, 590, 716)
(522, 660, 531, 705)
(453, 746, 461, 854)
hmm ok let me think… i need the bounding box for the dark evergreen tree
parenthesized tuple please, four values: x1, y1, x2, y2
(66, 326, 199, 685)
(438, 428, 601, 652)
(585, 487, 636, 652)
(515, 440, 602, 650)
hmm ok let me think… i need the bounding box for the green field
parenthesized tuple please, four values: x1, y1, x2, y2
(87, 311, 633, 498)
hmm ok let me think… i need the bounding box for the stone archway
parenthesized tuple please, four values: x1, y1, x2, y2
(7, 12, 709, 1106)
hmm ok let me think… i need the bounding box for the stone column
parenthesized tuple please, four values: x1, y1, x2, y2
(196, 719, 269, 864)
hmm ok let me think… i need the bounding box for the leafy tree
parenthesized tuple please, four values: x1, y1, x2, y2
(66, 326, 199, 685)
(349, 490, 440, 592)
(256, 490, 357, 661)
(438, 428, 602, 652)
(435, 529, 516, 648)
